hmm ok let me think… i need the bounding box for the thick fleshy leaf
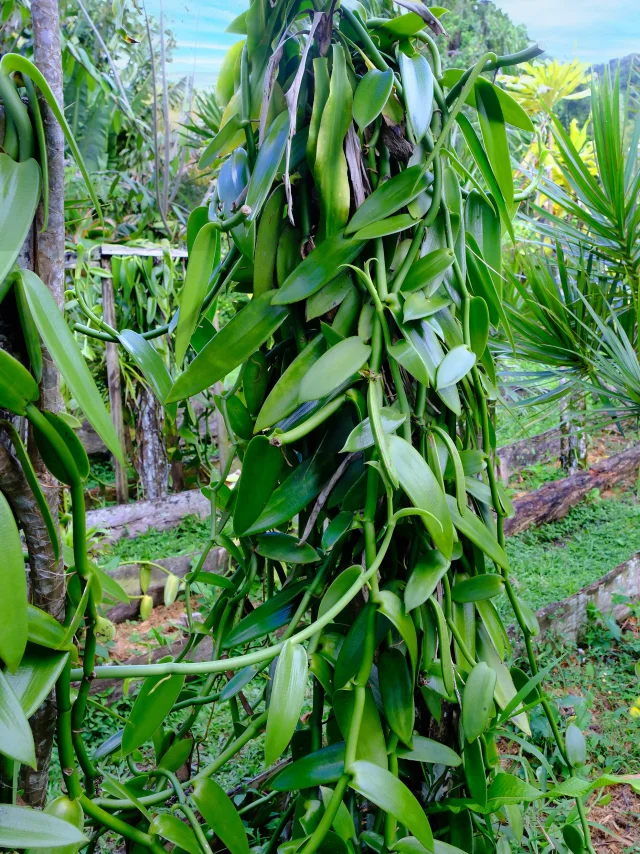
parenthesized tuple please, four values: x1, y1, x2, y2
(0, 804, 87, 849)
(199, 114, 244, 169)
(475, 79, 513, 212)
(342, 407, 406, 452)
(192, 778, 250, 854)
(307, 273, 354, 321)
(121, 673, 185, 755)
(468, 296, 490, 357)
(0, 155, 41, 287)
(442, 69, 534, 132)
(149, 814, 201, 854)
(158, 738, 193, 773)
(265, 640, 308, 765)
(272, 232, 365, 305)
(451, 574, 503, 603)
(243, 453, 336, 535)
(477, 625, 530, 736)
(345, 165, 432, 235)
(353, 214, 421, 241)
(379, 648, 414, 745)
(318, 566, 363, 619)
(119, 330, 175, 418)
(404, 550, 450, 612)
(388, 435, 453, 558)
(0, 348, 39, 416)
(256, 532, 319, 564)
(349, 762, 434, 851)
(321, 511, 355, 551)
(246, 111, 290, 222)
(27, 605, 73, 652)
(19, 269, 122, 461)
(223, 580, 309, 648)
(400, 249, 454, 294)
(175, 223, 221, 364)
(0, 491, 27, 672)
(403, 293, 450, 323)
(334, 688, 388, 768)
(299, 337, 371, 403)
(397, 735, 462, 767)
(234, 436, 284, 535)
(167, 292, 289, 401)
(353, 68, 394, 130)
(399, 51, 433, 142)
(376, 590, 418, 676)
(435, 345, 476, 390)
(462, 662, 496, 741)
(3, 646, 68, 718)
(0, 669, 36, 767)
(446, 496, 508, 569)
(270, 742, 345, 790)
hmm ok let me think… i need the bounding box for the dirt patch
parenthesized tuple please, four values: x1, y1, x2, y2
(110, 598, 199, 660)
(590, 785, 640, 852)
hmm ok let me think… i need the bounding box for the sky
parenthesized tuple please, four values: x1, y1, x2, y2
(144, 0, 640, 88)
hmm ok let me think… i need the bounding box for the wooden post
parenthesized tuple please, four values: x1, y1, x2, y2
(101, 252, 129, 503)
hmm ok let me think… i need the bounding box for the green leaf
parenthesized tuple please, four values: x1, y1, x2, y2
(487, 773, 542, 807)
(349, 761, 434, 851)
(404, 550, 449, 612)
(167, 292, 289, 401)
(400, 249, 454, 294)
(121, 673, 185, 755)
(246, 111, 290, 222)
(462, 662, 496, 741)
(299, 336, 370, 403)
(158, 738, 193, 773)
(388, 434, 453, 558)
(562, 823, 585, 854)
(320, 786, 356, 842)
(149, 814, 201, 854)
(234, 436, 284, 536)
(0, 804, 87, 849)
(89, 562, 130, 605)
(192, 778, 250, 854)
(0, 154, 41, 287)
(446, 496, 508, 569)
(270, 742, 345, 790)
(379, 648, 414, 745)
(225, 395, 254, 440)
(318, 565, 363, 619)
(3, 646, 68, 718)
(199, 114, 244, 168)
(334, 688, 388, 768)
(451, 574, 503, 603)
(429, 596, 455, 697)
(256, 532, 320, 564)
(475, 79, 513, 212)
(477, 625, 530, 736)
(441, 69, 534, 132)
(342, 407, 406, 452)
(435, 345, 476, 390)
(376, 590, 418, 676)
(265, 640, 308, 765)
(403, 293, 450, 323)
(175, 223, 221, 364)
(243, 453, 337, 535)
(0, 669, 36, 767)
(223, 580, 309, 648)
(0, 490, 27, 672)
(353, 214, 420, 241)
(388, 339, 431, 387)
(272, 232, 365, 305)
(0, 346, 39, 416)
(307, 273, 354, 321)
(27, 604, 73, 652)
(19, 270, 122, 462)
(397, 735, 462, 767)
(321, 511, 355, 551)
(353, 69, 394, 130)
(119, 330, 176, 418)
(345, 165, 432, 236)
(399, 51, 433, 142)
(468, 296, 489, 358)
(463, 735, 487, 806)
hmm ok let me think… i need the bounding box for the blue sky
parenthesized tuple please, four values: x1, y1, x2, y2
(145, 0, 640, 88)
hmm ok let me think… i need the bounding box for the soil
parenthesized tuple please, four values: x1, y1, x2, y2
(590, 785, 640, 852)
(110, 598, 200, 660)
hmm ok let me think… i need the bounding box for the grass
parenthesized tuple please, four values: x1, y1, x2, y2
(108, 515, 211, 564)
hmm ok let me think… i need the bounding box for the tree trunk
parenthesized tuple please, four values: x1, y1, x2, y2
(135, 385, 168, 499)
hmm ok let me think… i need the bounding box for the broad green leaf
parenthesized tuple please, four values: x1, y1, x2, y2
(435, 345, 476, 390)
(477, 625, 530, 736)
(0, 347, 39, 417)
(463, 734, 487, 806)
(149, 814, 201, 854)
(158, 738, 193, 773)
(121, 673, 185, 755)
(215, 39, 244, 106)
(234, 436, 284, 535)
(451, 574, 503, 603)
(404, 322, 461, 415)
(175, 223, 221, 364)
(397, 735, 462, 767)
(373, 12, 425, 36)
(225, 395, 254, 439)
(270, 742, 345, 790)
(0, 804, 87, 849)
(199, 114, 244, 168)
(119, 330, 176, 418)
(468, 296, 489, 357)
(255, 335, 326, 431)
(265, 640, 308, 765)
(388, 434, 453, 558)
(19, 269, 122, 461)
(476, 599, 510, 660)
(334, 688, 388, 768)
(475, 79, 513, 212)
(243, 453, 337, 535)
(446, 496, 508, 569)
(0, 491, 27, 671)
(3, 646, 68, 718)
(223, 580, 309, 648)
(0, 668, 36, 767)
(307, 273, 354, 321)
(246, 111, 290, 222)
(376, 590, 418, 676)
(0, 154, 41, 286)
(441, 69, 534, 132)
(388, 338, 431, 386)
(89, 562, 130, 605)
(379, 648, 414, 745)
(462, 662, 496, 741)
(192, 778, 250, 854)
(186, 206, 210, 255)
(299, 337, 371, 403)
(167, 292, 289, 401)
(429, 596, 455, 697)
(399, 51, 433, 142)
(349, 761, 434, 851)
(321, 511, 355, 551)
(487, 773, 542, 807)
(345, 165, 432, 235)
(272, 232, 365, 305)
(400, 249, 454, 294)
(342, 407, 406, 452)
(320, 786, 356, 842)
(27, 605, 73, 652)
(403, 293, 450, 323)
(353, 69, 394, 130)
(404, 550, 450, 612)
(318, 565, 363, 619)
(256, 532, 320, 564)
(23, 793, 84, 854)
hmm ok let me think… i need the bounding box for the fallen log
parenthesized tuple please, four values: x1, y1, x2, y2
(506, 442, 640, 536)
(87, 488, 211, 541)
